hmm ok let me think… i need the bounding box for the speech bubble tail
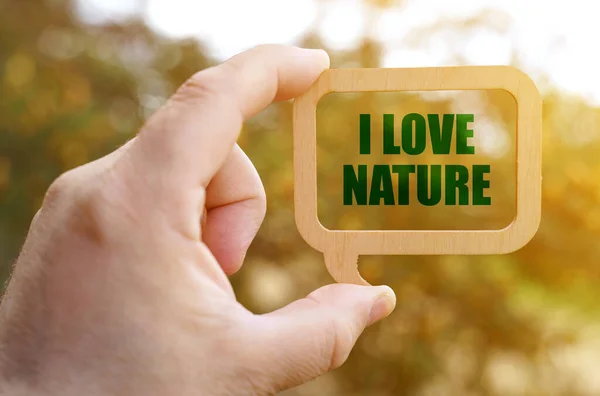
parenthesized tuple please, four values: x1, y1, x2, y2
(324, 250, 369, 286)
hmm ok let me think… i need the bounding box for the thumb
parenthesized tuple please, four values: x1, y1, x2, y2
(246, 284, 396, 392)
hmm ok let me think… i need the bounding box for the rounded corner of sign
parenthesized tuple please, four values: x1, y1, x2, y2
(315, 89, 336, 106)
(499, 234, 536, 255)
(500, 67, 541, 101)
(314, 215, 333, 234)
(509, 66, 539, 88)
(497, 213, 540, 254)
(295, 213, 330, 252)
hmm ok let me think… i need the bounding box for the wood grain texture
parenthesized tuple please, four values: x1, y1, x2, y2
(293, 66, 542, 285)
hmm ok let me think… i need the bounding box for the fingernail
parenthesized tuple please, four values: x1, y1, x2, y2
(368, 286, 396, 326)
(299, 48, 330, 69)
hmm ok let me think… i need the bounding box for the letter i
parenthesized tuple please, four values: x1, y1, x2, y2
(359, 114, 371, 154)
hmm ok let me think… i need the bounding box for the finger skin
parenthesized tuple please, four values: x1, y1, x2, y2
(241, 284, 396, 393)
(132, 44, 329, 191)
(0, 45, 401, 396)
(122, 44, 329, 244)
(203, 145, 266, 275)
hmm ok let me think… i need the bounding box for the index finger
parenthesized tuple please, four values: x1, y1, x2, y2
(130, 45, 330, 193)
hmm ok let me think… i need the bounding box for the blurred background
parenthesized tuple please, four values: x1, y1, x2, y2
(2, 0, 600, 395)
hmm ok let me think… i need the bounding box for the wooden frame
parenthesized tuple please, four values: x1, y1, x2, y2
(293, 66, 542, 285)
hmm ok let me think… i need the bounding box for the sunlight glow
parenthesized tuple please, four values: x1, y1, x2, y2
(144, 0, 318, 59)
(74, 0, 600, 104)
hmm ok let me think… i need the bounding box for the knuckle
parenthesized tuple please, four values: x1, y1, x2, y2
(44, 170, 80, 206)
(177, 66, 237, 105)
(43, 169, 127, 245)
(64, 185, 119, 245)
(302, 293, 356, 372)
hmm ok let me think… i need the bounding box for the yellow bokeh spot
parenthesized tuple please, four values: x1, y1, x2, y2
(595, 184, 600, 203)
(27, 90, 57, 121)
(585, 207, 600, 231)
(63, 75, 90, 108)
(4, 53, 35, 90)
(543, 177, 566, 201)
(565, 161, 589, 185)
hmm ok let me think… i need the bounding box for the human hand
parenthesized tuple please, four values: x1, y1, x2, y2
(0, 45, 396, 396)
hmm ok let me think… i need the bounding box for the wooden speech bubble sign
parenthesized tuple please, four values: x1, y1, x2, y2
(293, 66, 542, 285)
